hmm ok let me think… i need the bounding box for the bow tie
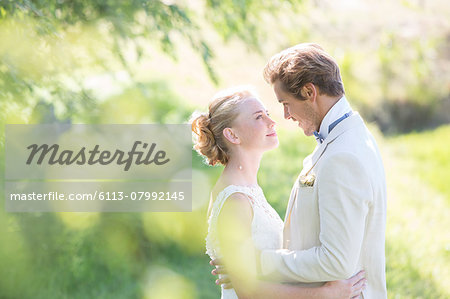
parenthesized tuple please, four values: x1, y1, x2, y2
(313, 131, 324, 144)
(314, 111, 353, 144)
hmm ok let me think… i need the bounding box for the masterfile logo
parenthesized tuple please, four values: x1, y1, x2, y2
(4, 124, 192, 212)
(26, 141, 170, 171)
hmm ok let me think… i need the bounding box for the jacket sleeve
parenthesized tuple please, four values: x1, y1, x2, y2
(260, 152, 372, 282)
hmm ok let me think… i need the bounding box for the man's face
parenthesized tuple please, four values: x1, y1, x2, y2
(273, 80, 319, 136)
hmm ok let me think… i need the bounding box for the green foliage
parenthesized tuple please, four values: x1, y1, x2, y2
(0, 210, 214, 298)
(259, 129, 316, 214)
(0, 0, 211, 125)
(95, 81, 195, 124)
(0, 0, 302, 117)
(0, 0, 205, 61)
(0, 82, 208, 298)
(366, 33, 448, 134)
(206, 0, 299, 50)
(386, 125, 450, 200)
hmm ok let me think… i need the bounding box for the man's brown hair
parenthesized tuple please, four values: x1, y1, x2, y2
(263, 43, 345, 100)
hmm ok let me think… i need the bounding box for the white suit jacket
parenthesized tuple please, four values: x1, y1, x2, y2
(261, 112, 387, 299)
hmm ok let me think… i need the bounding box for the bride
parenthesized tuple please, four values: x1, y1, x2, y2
(191, 87, 365, 299)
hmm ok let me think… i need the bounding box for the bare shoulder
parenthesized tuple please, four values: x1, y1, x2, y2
(223, 192, 252, 210)
(218, 193, 253, 238)
(219, 192, 253, 224)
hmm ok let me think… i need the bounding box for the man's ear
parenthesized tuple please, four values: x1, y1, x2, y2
(302, 83, 317, 101)
(223, 128, 240, 145)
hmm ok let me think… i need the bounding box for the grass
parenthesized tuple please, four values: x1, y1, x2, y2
(385, 125, 450, 202)
(383, 125, 450, 298)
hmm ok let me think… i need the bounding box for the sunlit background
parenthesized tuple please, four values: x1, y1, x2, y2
(0, 0, 449, 298)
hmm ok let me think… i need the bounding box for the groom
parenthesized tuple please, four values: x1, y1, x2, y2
(258, 43, 387, 298)
(213, 44, 387, 298)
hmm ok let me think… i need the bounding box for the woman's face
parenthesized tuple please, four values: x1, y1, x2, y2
(231, 97, 278, 152)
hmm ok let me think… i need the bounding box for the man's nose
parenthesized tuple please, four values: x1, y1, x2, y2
(284, 106, 291, 120)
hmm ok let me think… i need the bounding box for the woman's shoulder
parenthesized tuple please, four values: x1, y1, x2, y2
(213, 184, 260, 201)
(218, 192, 253, 227)
(209, 184, 254, 227)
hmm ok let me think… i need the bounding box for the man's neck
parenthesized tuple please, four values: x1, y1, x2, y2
(316, 95, 342, 130)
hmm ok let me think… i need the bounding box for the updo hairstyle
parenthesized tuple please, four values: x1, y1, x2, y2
(191, 87, 256, 166)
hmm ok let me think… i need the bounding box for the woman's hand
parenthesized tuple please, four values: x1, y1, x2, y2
(323, 270, 366, 299)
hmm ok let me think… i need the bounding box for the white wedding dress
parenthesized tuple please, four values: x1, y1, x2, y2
(205, 185, 284, 299)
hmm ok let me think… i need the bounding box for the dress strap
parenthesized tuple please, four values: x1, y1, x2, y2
(213, 185, 259, 216)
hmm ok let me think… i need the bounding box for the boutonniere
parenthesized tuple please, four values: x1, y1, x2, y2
(299, 174, 316, 187)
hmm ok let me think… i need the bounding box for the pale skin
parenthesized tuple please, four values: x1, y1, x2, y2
(209, 96, 366, 298)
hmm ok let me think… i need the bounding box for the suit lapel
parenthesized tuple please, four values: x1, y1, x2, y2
(284, 171, 302, 223)
(302, 112, 363, 176)
(300, 147, 317, 175)
(283, 112, 364, 245)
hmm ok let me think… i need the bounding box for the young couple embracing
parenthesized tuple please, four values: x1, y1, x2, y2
(192, 43, 387, 299)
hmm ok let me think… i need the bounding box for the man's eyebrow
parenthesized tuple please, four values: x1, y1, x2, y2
(277, 98, 284, 103)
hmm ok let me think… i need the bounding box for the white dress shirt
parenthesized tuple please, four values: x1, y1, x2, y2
(316, 95, 353, 144)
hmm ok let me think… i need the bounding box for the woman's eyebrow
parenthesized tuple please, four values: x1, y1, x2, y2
(253, 110, 269, 115)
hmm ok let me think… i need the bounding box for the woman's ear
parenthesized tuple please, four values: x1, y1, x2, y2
(223, 128, 240, 145)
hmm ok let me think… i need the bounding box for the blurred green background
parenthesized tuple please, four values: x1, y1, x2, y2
(1, 0, 449, 298)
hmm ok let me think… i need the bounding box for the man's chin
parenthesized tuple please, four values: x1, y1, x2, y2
(303, 128, 316, 137)
(295, 122, 313, 136)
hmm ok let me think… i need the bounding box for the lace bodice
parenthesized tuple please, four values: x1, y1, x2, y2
(205, 185, 284, 298)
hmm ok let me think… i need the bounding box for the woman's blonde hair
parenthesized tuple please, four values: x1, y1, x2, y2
(191, 86, 257, 166)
